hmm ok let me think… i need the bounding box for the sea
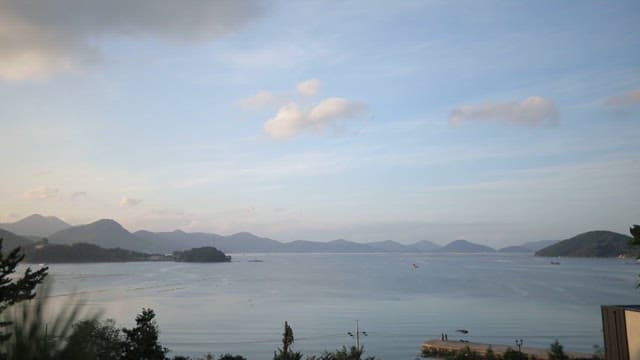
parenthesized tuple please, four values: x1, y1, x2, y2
(26, 253, 640, 359)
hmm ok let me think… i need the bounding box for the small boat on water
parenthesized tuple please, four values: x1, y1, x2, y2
(550, 261, 560, 265)
(248, 259, 264, 263)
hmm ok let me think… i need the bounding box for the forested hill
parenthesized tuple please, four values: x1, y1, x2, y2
(535, 231, 637, 258)
(24, 243, 154, 263)
(0, 229, 33, 251)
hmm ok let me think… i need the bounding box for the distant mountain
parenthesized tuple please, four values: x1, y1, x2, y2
(535, 231, 637, 258)
(498, 245, 532, 253)
(282, 239, 377, 252)
(521, 240, 558, 252)
(438, 239, 495, 253)
(134, 229, 223, 253)
(408, 240, 441, 252)
(213, 232, 285, 253)
(368, 240, 409, 252)
(0, 214, 71, 238)
(49, 219, 157, 253)
(0, 229, 33, 251)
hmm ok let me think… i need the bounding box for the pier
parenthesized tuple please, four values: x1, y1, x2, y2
(422, 339, 593, 359)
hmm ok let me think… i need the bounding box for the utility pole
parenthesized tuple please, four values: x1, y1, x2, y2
(347, 320, 367, 348)
(515, 338, 523, 354)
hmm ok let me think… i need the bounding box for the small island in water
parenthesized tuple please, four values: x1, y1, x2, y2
(173, 246, 231, 263)
(20, 241, 231, 264)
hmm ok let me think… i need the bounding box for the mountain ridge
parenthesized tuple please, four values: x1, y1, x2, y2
(9, 214, 624, 256)
(535, 230, 637, 257)
(0, 214, 71, 238)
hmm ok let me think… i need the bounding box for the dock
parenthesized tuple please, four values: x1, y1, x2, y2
(422, 339, 593, 359)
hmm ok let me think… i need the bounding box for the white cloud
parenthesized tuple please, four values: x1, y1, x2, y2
(119, 196, 142, 208)
(24, 186, 59, 200)
(297, 79, 321, 97)
(605, 89, 640, 107)
(264, 98, 367, 139)
(238, 91, 278, 109)
(449, 96, 558, 127)
(0, 1, 265, 80)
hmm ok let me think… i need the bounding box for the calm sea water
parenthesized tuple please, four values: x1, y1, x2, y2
(30, 253, 640, 359)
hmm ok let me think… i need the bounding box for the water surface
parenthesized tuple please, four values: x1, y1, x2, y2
(35, 253, 640, 359)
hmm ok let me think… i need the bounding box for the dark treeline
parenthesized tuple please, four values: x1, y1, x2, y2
(24, 242, 151, 263)
(173, 247, 231, 263)
(21, 241, 232, 264)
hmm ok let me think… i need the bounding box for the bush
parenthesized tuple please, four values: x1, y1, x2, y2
(453, 346, 482, 360)
(503, 347, 527, 360)
(548, 340, 569, 360)
(59, 319, 124, 360)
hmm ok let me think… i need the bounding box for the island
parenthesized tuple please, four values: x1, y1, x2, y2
(20, 242, 230, 264)
(172, 246, 232, 263)
(535, 230, 639, 258)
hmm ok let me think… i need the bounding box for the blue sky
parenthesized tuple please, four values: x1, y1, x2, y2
(1, 0, 639, 246)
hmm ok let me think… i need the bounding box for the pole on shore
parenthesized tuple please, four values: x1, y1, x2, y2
(348, 320, 367, 348)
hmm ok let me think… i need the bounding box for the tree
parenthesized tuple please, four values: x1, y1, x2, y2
(548, 340, 569, 360)
(484, 346, 497, 360)
(629, 225, 640, 288)
(59, 319, 124, 360)
(0, 238, 48, 347)
(452, 346, 481, 360)
(122, 308, 168, 360)
(311, 346, 375, 360)
(503, 347, 526, 360)
(218, 354, 247, 360)
(630, 225, 640, 245)
(273, 321, 302, 360)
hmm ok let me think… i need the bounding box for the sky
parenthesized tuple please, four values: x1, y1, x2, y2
(1, 0, 639, 247)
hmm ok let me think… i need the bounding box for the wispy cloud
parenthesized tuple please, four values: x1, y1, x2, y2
(238, 91, 279, 110)
(0, 1, 265, 80)
(119, 196, 142, 208)
(297, 79, 321, 97)
(173, 151, 347, 188)
(605, 89, 640, 107)
(449, 96, 558, 127)
(24, 186, 59, 200)
(264, 98, 367, 139)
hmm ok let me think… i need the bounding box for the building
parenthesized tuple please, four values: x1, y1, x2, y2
(601, 305, 640, 360)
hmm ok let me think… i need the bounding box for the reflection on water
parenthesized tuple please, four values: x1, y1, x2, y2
(24, 253, 640, 359)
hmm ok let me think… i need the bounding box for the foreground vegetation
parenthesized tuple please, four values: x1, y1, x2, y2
(421, 341, 601, 360)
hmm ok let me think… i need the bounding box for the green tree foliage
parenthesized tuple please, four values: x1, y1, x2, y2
(484, 346, 497, 360)
(503, 347, 527, 360)
(0, 238, 48, 353)
(1, 284, 87, 360)
(630, 225, 640, 288)
(273, 321, 302, 360)
(59, 319, 124, 360)
(451, 346, 482, 360)
(218, 354, 247, 360)
(548, 340, 569, 360)
(310, 346, 375, 360)
(122, 308, 168, 360)
(630, 225, 640, 245)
